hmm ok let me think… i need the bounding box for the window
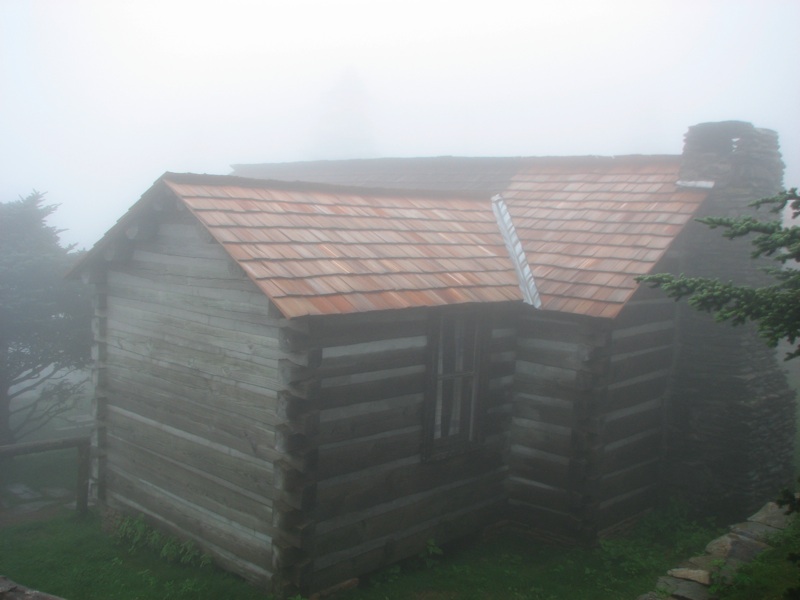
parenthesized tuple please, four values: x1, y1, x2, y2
(422, 310, 487, 460)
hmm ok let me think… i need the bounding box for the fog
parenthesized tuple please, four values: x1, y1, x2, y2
(1, 0, 798, 249)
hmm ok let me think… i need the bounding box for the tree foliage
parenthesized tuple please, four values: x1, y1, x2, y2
(637, 188, 800, 360)
(0, 192, 92, 444)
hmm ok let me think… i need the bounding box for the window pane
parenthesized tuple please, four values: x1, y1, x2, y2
(426, 311, 483, 459)
(435, 379, 455, 439)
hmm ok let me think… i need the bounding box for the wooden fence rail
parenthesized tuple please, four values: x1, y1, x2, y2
(0, 436, 91, 516)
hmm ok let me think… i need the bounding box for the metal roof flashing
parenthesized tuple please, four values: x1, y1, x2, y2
(675, 180, 715, 189)
(491, 194, 542, 308)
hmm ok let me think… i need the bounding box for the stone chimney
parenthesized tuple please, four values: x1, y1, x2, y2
(663, 121, 795, 521)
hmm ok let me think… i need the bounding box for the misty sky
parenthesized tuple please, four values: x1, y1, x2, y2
(1, 0, 798, 249)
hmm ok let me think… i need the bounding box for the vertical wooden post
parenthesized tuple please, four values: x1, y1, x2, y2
(76, 438, 91, 517)
(273, 318, 320, 598)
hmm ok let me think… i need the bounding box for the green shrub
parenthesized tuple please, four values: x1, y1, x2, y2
(112, 514, 212, 568)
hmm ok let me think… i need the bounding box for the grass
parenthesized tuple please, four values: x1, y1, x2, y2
(0, 488, 721, 600)
(3, 399, 799, 600)
(6, 441, 798, 600)
(1, 451, 270, 599)
(0, 511, 271, 600)
(338, 504, 720, 600)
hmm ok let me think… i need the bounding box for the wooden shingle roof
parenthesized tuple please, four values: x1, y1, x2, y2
(504, 157, 708, 318)
(76, 156, 710, 320)
(165, 178, 522, 317)
(227, 156, 709, 318)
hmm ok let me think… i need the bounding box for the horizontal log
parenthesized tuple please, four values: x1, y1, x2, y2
(126, 219, 157, 241)
(601, 430, 662, 473)
(604, 372, 670, 414)
(506, 451, 573, 490)
(596, 485, 658, 531)
(107, 437, 272, 534)
(599, 458, 660, 504)
(513, 394, 574, 429)
(603, 402, 662, 442)
(317, 427, 423, 478)
(319, 372, 426, 409)
(108, 362, 277, 424)
(514, 363, 600, 396)
(116, 260, 257, 292)
(110, 387, 277, 460)
(315, 346, 427, 380)
(108, 326, 279, 382)
(489, 331, 517, 355)
(106, 407, 276, 496)
(152, 218, 203, 239)
(321, 334, 426, 360)
(506, 500, 584, 541)
(106, 473, 273, 582)
(106, 302, 280, 357)
(310, 499, 504, 590)
(125, 250, 244, 281)
(610, 346, 674, 383)
(514, 359, 580, 384)
(488, 357, 516, 380)
(319, 364, 424, 391)
(107, 348, 281, 399)
(506, 477, 571, 510)
(318, 398, 422, 445)
(314, 470, 506, 557)
(517, 311, 611, 345)
(108, 268, 273, 320)
(315, 446, 505, 520)
(108, 293, 280, 339)
(613, 297, 676, 328)
(509, 418, 572, 456)
(145, 235, 232, 261)
(132, 243, 235, 266)
(610, 322, 673, 355)
(0, 435, 89, 457)
(314, 308, 426, 345)
(515, 337, 607, 372)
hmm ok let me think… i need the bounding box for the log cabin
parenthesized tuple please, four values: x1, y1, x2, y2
(71, 121, 795, 596)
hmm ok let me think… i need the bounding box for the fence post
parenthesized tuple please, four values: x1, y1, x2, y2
(0, 435, 92, 517)
(76, 438, 90, 517)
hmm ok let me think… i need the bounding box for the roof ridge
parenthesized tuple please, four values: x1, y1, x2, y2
(162, 172, 491, 201)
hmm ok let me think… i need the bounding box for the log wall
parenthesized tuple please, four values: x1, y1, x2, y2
(507, 310, 611, 541)
(508, 283, 679, 540)
(278, 306, 517, 594)
(94, 209, 281, 585)
(596, 282, 677, 532)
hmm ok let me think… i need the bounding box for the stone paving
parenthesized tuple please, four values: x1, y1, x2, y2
(0, 576, 66, 599)
(636, 501, 795, 600)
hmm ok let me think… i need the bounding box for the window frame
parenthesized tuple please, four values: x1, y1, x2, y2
(422, 308, 490, 461)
